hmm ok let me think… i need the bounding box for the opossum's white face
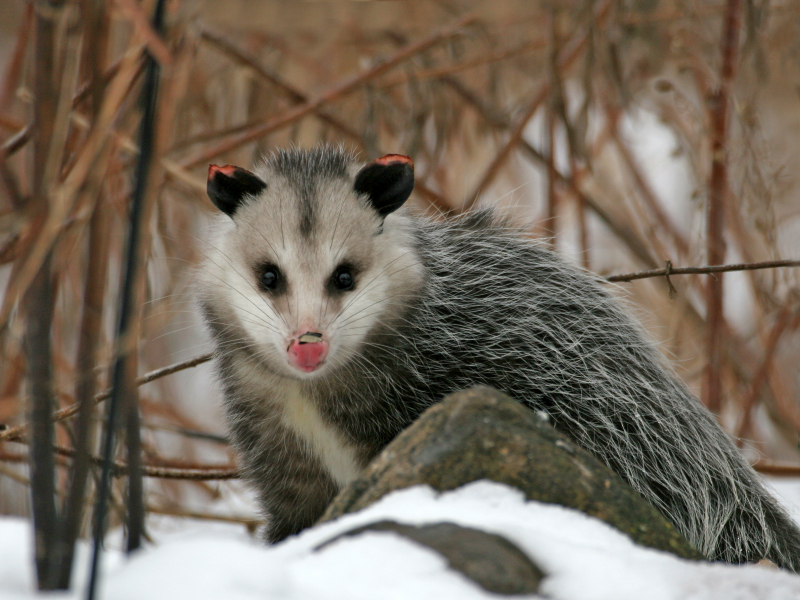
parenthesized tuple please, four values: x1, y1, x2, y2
(198, 149, 423, 380)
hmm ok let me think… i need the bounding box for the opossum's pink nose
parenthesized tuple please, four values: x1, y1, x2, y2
(288, 338, 329, 373)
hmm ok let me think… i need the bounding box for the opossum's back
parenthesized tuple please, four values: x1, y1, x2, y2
(398, 213, 675, 408)
(385, 214, 800, 570)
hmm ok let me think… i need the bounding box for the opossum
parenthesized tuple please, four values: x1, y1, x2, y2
(197, 145, 800, 570)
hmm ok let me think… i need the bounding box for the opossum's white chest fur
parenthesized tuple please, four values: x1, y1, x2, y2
(279, 382, 361, 488)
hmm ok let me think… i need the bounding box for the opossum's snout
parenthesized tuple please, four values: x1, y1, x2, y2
(287, 332, 329, 373)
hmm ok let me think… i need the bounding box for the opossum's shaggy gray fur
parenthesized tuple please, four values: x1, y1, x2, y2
(198, 146, 800, 570)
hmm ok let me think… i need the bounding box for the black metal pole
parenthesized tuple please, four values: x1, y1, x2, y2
(86, 2, 166, 598)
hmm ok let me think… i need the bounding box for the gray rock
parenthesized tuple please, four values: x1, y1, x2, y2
(317, 520, 544, 595)
(321, 385, 702, 560)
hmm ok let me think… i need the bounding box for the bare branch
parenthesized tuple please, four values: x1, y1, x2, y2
(0, 352, 213, 442)
(198, 29, 364, 146)
(0, 446, 240, 480)
(113, 0, 172, 67)
(605, 260, 800, 283)
(181, 14, 477, 168)
(464, 0, 613, 210)
(137, 465, 239, 480)
(735, 311, 800, 441)
(704, 0, 743, 413)
(752, 462, 800, 477)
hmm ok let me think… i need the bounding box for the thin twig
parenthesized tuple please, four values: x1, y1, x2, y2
(1, 124, 33, 156)
(465, 87, 546, 211)
(61, 444, 237, 478)
(197, 28, 454, 214)
(752, 461, 800, 477)
(113, 0, 172, 67)
(0, 45, 143, 334)
(554, 23, 589, 268)
(0, 159, 25, 210)
(735, 310, 800, 441)
(464, 0, 613, 210)
(0, 449, 27, 463)
(445, 75, 656, 268)
(0, 445, 240, 480)
(606, 105, 690, 258)
(6, 440, 231, 470)
(198, 29, 364, 147)
(135, 352, 215, 387)
(0, 462, 30, 486)
(141, 421, 229, 444)
(0, 352, 213, 442)
(137, 465, 239, 480)
(380, 38, 547, 87)
(605, 260, 800, 283)
(764, 371, 800, 440)
(664, 260, 677, 299)
(0, 3, 34, 112)
(181, 14, 477, 168)
(72, 50, 143, 108)
(545, 6, 560, 242)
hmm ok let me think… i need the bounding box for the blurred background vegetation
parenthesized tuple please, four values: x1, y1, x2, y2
(2, 0, 800, 589)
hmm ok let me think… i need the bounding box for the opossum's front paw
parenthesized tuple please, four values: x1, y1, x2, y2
(265, 519, 301, 544)
(264, 510, 314, 544)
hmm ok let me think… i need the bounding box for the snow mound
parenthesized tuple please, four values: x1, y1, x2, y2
(2, 481, 799, 600)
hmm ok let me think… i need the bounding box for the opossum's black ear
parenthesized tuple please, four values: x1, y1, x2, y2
(354, 154, 414, 218)
(207, 164, 267, 217)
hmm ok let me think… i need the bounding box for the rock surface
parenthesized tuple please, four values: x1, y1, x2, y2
(321, 385, 701, 560)
(317, 520, 544, 595)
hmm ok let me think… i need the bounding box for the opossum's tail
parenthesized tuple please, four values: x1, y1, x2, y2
(530, 349, 800, 571)
(733, 486, 800, 572)
(560, 408, 800, 570)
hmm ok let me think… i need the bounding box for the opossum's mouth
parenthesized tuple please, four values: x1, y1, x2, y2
(289, 358, 327, 374)
(287, 336, 329, 374)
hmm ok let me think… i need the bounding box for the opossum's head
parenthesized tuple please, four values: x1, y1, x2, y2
(199, 147, 423, 380)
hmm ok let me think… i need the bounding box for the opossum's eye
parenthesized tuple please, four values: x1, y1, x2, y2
(259, 266, 282, 292)
(330, 266, 355, 292)
(354, 154, 414, 219)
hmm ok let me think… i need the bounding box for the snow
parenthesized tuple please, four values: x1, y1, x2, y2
(766, 477, 800, 526)
(2, 481, 800, 600)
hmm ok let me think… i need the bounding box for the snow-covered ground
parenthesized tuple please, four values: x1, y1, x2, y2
(3, 481, 800, 600)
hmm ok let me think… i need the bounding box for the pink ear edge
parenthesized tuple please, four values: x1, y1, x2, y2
(208, 164, 240, 181)
(372, 154, 414, 168)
